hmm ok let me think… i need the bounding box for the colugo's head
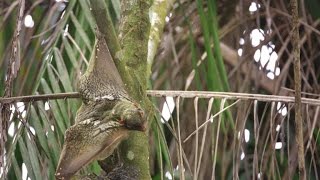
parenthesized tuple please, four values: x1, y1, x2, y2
(112, 99, 146, 131)
(55, 121, 128, 180)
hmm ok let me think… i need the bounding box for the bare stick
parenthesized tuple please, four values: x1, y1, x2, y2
(0, 92, 80, 104)
(290, 0, 306, 178)
(0, 0, 25, 177)
(147, 90, 320, 106)
(1, 91, 320, 106)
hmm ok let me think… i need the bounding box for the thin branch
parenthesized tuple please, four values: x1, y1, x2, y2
(89, 0, 120, 60)
(1, 91, 320, 106)
(290, 0, 306, 178)
(271, 7, 320, 36)
(0, 0, 25, 175)
(89, 0, 130, 93)
(147, 90, 320, 106)
(65, 32, 89, 65)
(0, 92, 80, 103)
(176, 96, 185, 180)
(148, 0, 175, 65)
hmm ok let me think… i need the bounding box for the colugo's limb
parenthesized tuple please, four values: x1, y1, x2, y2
(79, 32, 129, 102)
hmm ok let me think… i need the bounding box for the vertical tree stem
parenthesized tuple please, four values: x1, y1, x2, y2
(89, 0, 120, 60)
(89, 0, 155, 179)
(290, 0, 306, 179)
(89, 0, 131, 87)
(1, 0, 25, 177)
(118, 0, 152, 179)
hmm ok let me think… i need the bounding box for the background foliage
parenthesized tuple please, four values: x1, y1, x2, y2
(1, 0, 320, 179)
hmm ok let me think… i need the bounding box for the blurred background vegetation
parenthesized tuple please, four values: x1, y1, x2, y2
(1, 0, 320, 179)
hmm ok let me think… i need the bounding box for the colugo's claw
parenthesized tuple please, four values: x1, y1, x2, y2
(55, 121, 127, 180)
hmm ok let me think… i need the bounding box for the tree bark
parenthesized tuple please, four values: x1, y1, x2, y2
(90, 0, 152, 179)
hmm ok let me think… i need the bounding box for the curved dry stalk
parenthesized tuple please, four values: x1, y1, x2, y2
(184, 99, 240, 142)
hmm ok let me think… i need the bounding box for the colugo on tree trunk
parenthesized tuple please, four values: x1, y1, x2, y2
(55, 31, 146, 180)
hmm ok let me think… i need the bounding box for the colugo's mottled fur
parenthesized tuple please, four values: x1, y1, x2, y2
(55, 32, 146, 180)
(78, 32, 128, 102)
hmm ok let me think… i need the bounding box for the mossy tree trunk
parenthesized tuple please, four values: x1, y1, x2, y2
(90, 0, 153, 179)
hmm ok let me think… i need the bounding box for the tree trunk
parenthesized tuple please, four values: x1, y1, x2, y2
(90, 0, 152, 179)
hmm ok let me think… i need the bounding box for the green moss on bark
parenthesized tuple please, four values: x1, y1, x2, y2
(118, 1, 152, 180)
(90, 0, 153, 179)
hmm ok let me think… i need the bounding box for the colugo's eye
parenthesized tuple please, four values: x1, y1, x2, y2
(138, 109, 144, 117)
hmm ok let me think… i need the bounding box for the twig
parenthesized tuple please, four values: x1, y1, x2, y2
(147, 90, 320, 106)
(176, 96, 185, 180)
(65, 32, 89, 66)
(193, 97, 199, 180)
(212, 99, 226, 179)
(196, 98, 213, 177)
(281, 87, 320, 97)
(0, 0, 25, 177)
(271, 7, 320, 36)
(89, 0, 120, 61)
(1, 91, 320, 106)
(0, 92, 80, 103)
(148, 0, 175, 65)
(290, 0, 306, 179)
